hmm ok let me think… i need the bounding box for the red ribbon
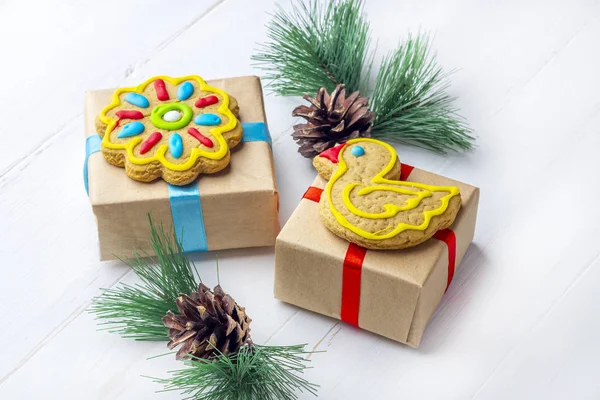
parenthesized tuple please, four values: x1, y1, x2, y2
(302, 186, 323, 203)
(433, 229, 456, 291)
(400, 163, 414, 181)
(340, 243, 367, 326)
(302, 163, 456, 327)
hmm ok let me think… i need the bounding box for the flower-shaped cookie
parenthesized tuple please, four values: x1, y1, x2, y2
(96, 75, 243, 185)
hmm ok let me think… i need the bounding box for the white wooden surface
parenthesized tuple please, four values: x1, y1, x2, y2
(1, 0, 599, 398)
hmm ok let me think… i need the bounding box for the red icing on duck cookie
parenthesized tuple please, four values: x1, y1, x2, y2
(319, 143, 346, 163)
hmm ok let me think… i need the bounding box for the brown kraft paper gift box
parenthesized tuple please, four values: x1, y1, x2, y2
(274, 167, 479, 347)
(84, 76, 279, 261)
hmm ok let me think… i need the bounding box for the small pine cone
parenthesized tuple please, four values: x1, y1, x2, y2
(162, 283, 252, 360)
(292, 84, 374, 158)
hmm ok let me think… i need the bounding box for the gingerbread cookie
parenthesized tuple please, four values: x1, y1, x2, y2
(96, 75, 243, 185)
(313, 138, 461, 250)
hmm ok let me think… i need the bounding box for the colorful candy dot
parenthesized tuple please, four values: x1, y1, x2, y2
(169, 133, 183, 158)
(177, 82, 194, 101)
(194, 113, 221, 126)
(163, 110, 182, 122)
(117, 122, 145, 138)
(351, 145, 365, 157)
(124, 93, 150, 108)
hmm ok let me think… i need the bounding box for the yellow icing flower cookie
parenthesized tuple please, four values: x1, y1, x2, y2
(313, 138, 462, 250)
(96, 75, 243, 186)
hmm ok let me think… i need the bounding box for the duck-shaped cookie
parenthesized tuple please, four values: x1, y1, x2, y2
(313, 138, 461, 250)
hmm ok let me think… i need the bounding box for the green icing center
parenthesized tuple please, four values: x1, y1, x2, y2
(150, 103, 193, 130)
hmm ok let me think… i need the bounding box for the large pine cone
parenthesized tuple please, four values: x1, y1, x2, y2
(292, 84, 374, 158)
(162, 283, 251, 360)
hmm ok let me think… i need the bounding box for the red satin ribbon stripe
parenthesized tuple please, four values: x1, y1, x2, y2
(433, 229, 456, 291)
(340, 243, 367, 326)
(302, 186, 323, 203)
(400, 163, 414, 181)
(302, 162, 456, 327)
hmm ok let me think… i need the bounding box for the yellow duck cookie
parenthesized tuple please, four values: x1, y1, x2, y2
(96, 75, 243, 186)
(313, 138, 461, 250)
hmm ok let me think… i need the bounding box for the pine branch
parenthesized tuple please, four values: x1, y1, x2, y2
(90, 216, 321, 399)
(88, 215, 199, 341)
(369, 33, 474, 153)
(252, 1, 475, 154)
(152, 344, 319, 400)
(252, 0, 372, 96)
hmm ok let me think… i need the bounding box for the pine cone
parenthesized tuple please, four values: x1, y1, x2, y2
(162, 283, 252, 360)
(292, 84, 374, 158)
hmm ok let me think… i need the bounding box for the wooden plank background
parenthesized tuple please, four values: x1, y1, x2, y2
(1, 0, 599, 398)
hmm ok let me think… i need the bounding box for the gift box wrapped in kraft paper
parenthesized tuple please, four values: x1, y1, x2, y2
(84, 76, 279, 261)
(274, 164, 479, 347)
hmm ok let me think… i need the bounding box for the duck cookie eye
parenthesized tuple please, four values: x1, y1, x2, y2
(351, 145, 365, 157)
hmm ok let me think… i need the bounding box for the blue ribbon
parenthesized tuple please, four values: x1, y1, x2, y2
(84, 135, 102, 195)
(169, 122, 271, 251)
(241, 122, 272, 147)
(169, 122, 271, 252)
(168, 182, 208, 252)
(84, 122, 271, 253)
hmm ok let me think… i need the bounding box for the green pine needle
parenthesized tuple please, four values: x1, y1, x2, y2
(88, 215, 199, 341)
(90, 216, 321, 399)
(153, 344, 319, 400)
(370, 33, 474, 153)
(252, 0, 372, 96)
(252, 0, 475, 153)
